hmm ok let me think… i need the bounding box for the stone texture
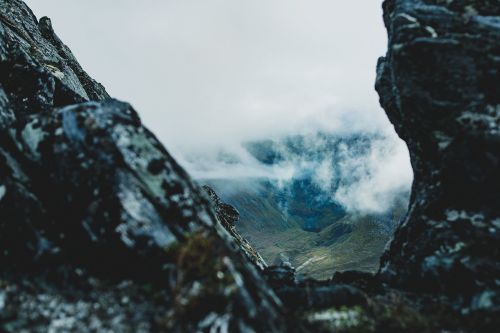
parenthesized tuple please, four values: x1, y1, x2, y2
(376, 0, 500, 315)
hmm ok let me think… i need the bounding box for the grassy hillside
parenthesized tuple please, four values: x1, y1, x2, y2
(205, 178, 407, 280)
(200, 132, 409, 279)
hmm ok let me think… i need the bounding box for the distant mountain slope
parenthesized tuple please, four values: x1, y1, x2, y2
(206, 178, 407, 279)
(203, 132, 410, 279)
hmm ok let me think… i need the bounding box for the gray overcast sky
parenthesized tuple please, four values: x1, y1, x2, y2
(24, 1, 413, 213)
(25, 0, 391, 150)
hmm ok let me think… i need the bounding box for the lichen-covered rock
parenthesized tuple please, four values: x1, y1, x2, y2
(376, 0, 500, 317)
(0, 1, 287, 331)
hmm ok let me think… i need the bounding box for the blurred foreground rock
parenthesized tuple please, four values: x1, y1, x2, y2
(0, 1, 286, 331)
(376, 0, 500, 318)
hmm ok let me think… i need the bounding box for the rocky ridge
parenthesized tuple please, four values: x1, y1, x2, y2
(203, 185, 267, 269)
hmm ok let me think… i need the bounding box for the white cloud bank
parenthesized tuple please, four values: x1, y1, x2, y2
(25, 0, 413, 213)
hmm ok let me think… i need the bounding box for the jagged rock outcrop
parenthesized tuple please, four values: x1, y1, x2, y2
(0, 1, 287, 331)
(376, 0, 500, 318)
(203, 185, 267, 269)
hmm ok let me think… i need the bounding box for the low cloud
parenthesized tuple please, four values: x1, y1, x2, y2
(328, 136, 412, 213)
(25, 0, 412, 214)
(184, 131, 412, 215)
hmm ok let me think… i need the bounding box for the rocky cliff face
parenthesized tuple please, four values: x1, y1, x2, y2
(203, 185, 267, 269)
(376, 0, 500, 313)
(0, 0, 498, 332)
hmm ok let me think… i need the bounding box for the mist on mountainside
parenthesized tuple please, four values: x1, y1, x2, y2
(197, 131, 411, 279)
